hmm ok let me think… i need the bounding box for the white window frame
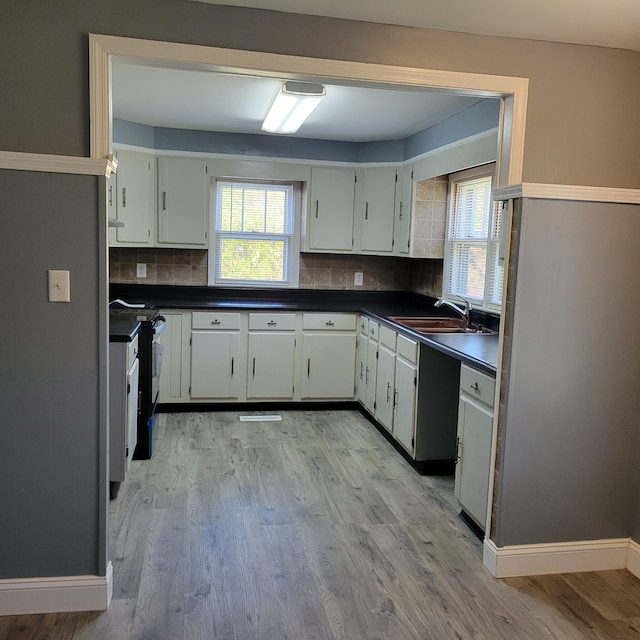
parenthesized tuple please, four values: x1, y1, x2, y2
(442, 163, 503, 313)
(208, 177, 301, 288)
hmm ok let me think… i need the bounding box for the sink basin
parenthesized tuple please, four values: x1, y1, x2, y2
(390, 316, 496, 335)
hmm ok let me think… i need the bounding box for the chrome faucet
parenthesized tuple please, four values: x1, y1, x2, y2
(434, 297, 472, 326)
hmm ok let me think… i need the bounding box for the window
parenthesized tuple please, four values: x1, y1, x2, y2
(210, 179, 299, 287)
(443, 164, 504, 312)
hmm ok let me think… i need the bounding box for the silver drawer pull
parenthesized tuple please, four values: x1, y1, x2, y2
(267, 320, 277, 326)
(470, 382, 479, 391)
(211, 319, 221, 325)
(325, 320, 335, 327)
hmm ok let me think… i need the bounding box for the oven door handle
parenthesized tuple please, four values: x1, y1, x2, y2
(153, 316, 167, 335)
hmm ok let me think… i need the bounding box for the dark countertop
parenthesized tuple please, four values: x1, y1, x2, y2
(109, 284, 499, 374)
(109, 319, 141, 343)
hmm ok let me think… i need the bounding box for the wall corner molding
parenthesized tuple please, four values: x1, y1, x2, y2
(493, 182, 640, 205)
(0, 562, 112, 616)
(0, 151, 114, 177)
(483, 538, 632, 578)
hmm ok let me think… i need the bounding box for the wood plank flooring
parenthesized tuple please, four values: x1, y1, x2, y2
(2, 409, 640, 639)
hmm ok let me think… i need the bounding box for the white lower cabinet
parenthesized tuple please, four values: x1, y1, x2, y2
(247, 313, 296, 399)
(364, 319, 379, 413)
(157, 312, 186, 402)
(393, 338, 418, 453)
(190, 312, 242, 399)
(109, 335, 139, 488)
(355, 316, 369, 404)
(454, 364, 496, 531)
(374, 327, 397, 431)
(301, 313, 357, 399)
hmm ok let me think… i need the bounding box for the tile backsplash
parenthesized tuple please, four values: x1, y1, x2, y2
(110, 247, 443, 297)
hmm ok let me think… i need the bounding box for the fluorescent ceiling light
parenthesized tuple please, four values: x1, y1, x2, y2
(262, 81, 325, 134)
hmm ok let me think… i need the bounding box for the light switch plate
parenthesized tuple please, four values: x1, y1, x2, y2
(48, 270, 70, 302)
(136, 263, 147, 278)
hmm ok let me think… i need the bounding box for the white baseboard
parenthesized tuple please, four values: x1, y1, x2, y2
(0, 562, 112, 616)
(483, 538, 630, 578)
(627, 540, 640, 580)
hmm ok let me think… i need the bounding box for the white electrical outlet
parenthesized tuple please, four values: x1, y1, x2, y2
(48, 270, 70, 302)
(136, 263, 147, 278)
(354, 271, 364, 286)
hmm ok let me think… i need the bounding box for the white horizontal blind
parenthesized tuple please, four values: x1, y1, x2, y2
(444, 164, 503, 312)
(214, 180, 294, 285)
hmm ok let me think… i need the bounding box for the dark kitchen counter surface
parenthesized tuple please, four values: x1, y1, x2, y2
(109, 318, 141, 343)
(109, 284, 499, 374)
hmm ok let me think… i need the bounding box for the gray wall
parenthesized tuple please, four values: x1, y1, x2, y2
(494, 198, 640, 546)
(2, 1, 640, 186)
(114, 99, 499, 162)
(0, 170, 104, 578)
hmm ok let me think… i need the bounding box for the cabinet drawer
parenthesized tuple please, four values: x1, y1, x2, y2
(396, 334, 418, 364)
(303, 313, 356, 331)
(359, 315, 368, 335)
(379, 325, 397, 350)
(192, 312, 241, 330)
(249, 313, 296, 331)
(367, 319, 379, 341)
(127, 334, 139, 370)
(460, 364, 496, 408)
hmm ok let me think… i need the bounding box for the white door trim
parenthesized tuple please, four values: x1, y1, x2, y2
(0, 562, 112, 616)
(483, 538, 637, 578)
(493, 182, 640, 205)
(88, 33, 528, 187)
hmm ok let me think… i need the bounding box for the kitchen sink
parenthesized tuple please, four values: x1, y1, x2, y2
(390, 316, 496, 335)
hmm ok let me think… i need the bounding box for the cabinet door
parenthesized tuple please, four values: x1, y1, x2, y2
(158, 313, 184, 402)
(114, 150, 155, 245)
(394, 165, 413, 256)
(301, 333, 356, 399)
(364, 339, 378, 413)
(455, 396, 494, 529)
(356, 334, 368, 404)
(157, 157, 208, 247)
(190, 331, 240, 399)
(360, 167, 396, 253)
(393, 357, 417, 453)
(308, 167, 355, 251)
(374, 343, 396, 431)
(126, 356, 140, 470)
(247, 332, 295, 399)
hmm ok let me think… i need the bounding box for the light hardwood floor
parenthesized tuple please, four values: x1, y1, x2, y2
(2, 409, 640, 639)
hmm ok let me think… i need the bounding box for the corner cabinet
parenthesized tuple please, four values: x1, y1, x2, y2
(454, 364, 496, 531)
(157, 156, 209, 248)
(305, 167, 355, 252)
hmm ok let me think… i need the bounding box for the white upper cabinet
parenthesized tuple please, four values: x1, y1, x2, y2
(306, 167, 355, 252)
(358, 167, 397, 254)
(157, 156, 209, 248)
(111, 149, 155, 246)
(393, 165, 413, 256)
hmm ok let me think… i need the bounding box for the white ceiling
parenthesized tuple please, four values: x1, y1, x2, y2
(112, 64, 485, 142)
(191, 0, 640, 52)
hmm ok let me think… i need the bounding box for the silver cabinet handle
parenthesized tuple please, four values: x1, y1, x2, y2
(386, 382, 391, 403)
(162, 191, 167, 210)
(393, 389, 398, 408)
(121, 187, 126, 208)
(365, 202, 369, 220)
(399, 201, 403, 220)
(315, 200, 319, 218)
(471, 382, 479, 391)
(108, 185, 113, 207)
(307, 358, 311, 377)
(455, 436, 462, 464)
(360, 362, 364, 380)
(211, 320, 220, 326)
(325, 320, 335, 327)
(231, 357, 234, 377)
(267, 320, 277, 326)
(252, 358, 256, 377)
